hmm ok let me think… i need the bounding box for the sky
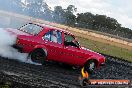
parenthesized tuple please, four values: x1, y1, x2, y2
(44, 0, 132, 29)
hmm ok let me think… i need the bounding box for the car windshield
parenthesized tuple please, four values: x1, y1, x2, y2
(19, 23, 43, 35)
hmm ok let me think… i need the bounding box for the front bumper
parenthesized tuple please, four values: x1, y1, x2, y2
(100, 62, 105, 66)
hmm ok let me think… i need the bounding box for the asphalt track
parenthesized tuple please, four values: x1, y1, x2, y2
(0, 54, 131, 88)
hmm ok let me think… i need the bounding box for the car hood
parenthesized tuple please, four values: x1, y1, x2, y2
(6, 28, 31, 36)
(80, 46, 104, 59)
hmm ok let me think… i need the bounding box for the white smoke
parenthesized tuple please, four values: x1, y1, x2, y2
(0, 28, 41, 65)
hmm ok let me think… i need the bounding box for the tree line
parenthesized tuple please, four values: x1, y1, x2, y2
(0, 0, 132, 39)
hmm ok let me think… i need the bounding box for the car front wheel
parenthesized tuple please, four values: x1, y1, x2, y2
(84, 60, 96, 73)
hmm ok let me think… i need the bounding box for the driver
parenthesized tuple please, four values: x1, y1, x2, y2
(51, 31, 57, 43)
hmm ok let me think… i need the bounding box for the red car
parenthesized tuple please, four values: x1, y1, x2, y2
(7, 23, 105, 72)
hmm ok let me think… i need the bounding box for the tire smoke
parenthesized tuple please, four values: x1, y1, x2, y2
(0, 28, 41, 65)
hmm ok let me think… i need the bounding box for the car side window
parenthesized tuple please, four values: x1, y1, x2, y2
(43, 31, 51, 41)
(19, 23, 42, 35)
(64, 33, 79, 48)
(32, 25, 42, 35)
(21, 24, 34, 33)
(43, 30, 62, 44)
(64, 33, 75, 42)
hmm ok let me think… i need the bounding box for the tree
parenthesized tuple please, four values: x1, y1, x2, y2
(66, 5, 77, 13)
(64, 5, 77, 26)
(24, 0, 42, 17)
(76, 12, 94, 29)
(24, 0, 52, 20)
(40, 3, 53, 21)
(53, 6, 65, 23)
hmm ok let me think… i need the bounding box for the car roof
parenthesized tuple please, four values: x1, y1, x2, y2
(32, 22, 74, 36)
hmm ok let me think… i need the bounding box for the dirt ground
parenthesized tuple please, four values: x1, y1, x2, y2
(0, 55, 131, 88)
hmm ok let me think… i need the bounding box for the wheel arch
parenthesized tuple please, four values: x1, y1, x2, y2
(30, 45, 48, 56)
(84, 58, 99, 68)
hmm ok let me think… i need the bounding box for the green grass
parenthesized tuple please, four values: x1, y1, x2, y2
(77, 37, 132, 62)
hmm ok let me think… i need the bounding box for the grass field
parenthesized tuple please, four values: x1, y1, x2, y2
(77, 37, 132, 62)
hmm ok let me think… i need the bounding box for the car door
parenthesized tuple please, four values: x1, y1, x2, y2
(42, 29, 63, 61)
(62, 33, 84, 65)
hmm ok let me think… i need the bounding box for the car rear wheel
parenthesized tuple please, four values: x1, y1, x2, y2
(84, 60, 96, 73)
(31, 49, 46, 65)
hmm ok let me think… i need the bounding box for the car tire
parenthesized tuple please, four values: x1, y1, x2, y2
(31, 49, 46, 65)
(84, 60, 96, 73)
